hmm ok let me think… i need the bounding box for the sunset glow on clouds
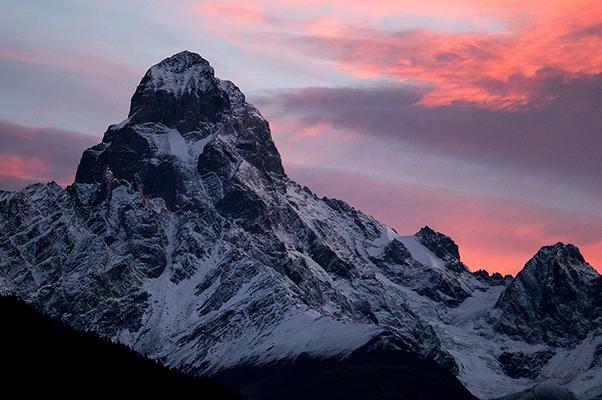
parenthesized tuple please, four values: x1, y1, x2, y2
(0, 0, 600, 273)
(192, 0, 602, 106)
(0, 121, 97, 189)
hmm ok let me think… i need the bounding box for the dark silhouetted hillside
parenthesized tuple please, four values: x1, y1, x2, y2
(0, 295, 239, 397)
(214, 336, 478, 400)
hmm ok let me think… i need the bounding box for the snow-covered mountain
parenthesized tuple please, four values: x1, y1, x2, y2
(0, 51, 600, 399)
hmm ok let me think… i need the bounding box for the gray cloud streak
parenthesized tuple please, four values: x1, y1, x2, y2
(255, 70, 602, 204)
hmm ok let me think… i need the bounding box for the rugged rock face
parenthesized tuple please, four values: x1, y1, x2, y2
(1, 51, 601, 400)
(495, 243, 600, 346)
(416, 226, 461, 263)
(415, 225, 470, 276)
(128, 51, 231, 130)
(411, 226, 476, 305)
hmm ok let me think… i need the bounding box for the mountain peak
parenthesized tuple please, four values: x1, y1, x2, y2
(494, 241, 599, 345)
(127, 50, 229, 131)
(157, 50, 210, 70)
(532, 242, 586, 265)
(143, 51, 214, 94)
(7, 51, 602, 400)
(75, 51, 284, 208)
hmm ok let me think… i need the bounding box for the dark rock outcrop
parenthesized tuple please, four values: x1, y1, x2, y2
(415, 226, 468, 273)
(497, 350, 555, 379)
(75, 51, 284, 210)
(128, 51, 231, 130)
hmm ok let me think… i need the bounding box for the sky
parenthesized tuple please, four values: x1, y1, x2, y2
(0, 0, 600, 274)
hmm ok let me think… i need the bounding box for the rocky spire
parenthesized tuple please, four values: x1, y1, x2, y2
(74, 51, 284, 208)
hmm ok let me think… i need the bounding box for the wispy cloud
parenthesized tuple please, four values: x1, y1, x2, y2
(192, 0, 602, 107)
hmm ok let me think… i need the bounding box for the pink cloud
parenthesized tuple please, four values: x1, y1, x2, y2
(0, 154, 50, 184)
(0, 121, 98, 190)
(189, 0, 602, 108)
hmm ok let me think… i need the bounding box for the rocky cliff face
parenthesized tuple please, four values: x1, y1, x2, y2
(0, 51, 600, 400)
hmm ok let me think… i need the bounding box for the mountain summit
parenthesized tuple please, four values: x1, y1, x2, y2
(495, 243, 599, 346)
(75, 51, 283, 209)
(1, 52, 600, 400)
(128, 50, 242, 129)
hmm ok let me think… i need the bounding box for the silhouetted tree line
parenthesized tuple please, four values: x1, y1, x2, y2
(0, 295, 240, 398)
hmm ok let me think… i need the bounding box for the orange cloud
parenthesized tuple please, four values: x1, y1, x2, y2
(189, 0, 602, 108)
